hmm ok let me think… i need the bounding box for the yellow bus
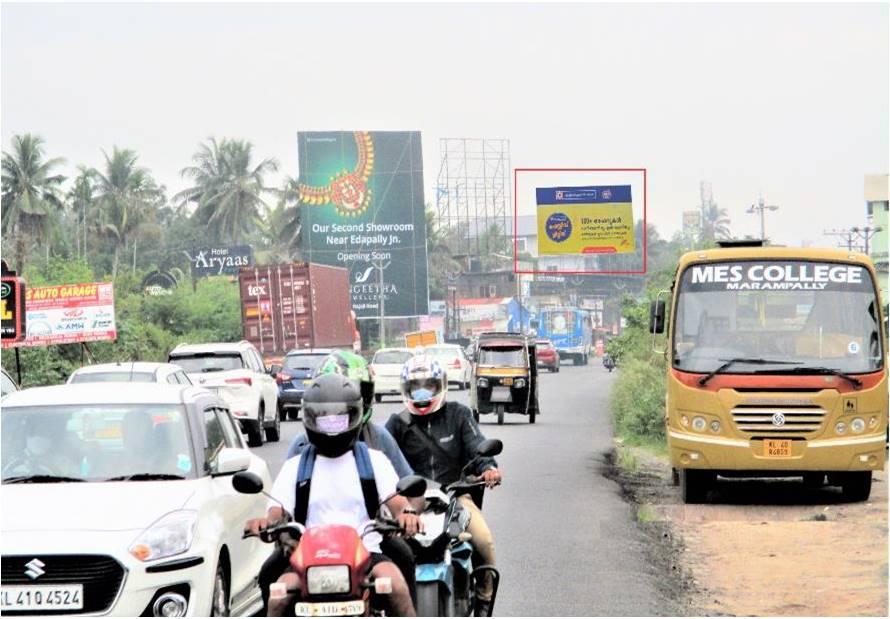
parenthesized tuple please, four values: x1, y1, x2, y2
(650, 241, 887, 503)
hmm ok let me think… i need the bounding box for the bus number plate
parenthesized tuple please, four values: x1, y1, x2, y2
(763, 439, 792, 458)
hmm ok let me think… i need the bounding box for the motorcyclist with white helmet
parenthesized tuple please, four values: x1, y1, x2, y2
(385, 355, 502, 617)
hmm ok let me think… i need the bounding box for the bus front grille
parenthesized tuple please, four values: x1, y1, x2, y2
(730, 407, 826, 435)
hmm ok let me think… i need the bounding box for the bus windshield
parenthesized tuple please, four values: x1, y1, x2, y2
(673, 260, 883, 374)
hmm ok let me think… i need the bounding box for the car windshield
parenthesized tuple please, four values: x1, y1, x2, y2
(425, 346, 460, 358)
(1, 404, 195, 482)
(673, 260, 884, 374)
(71, 372, 155, 384)
(536, 341, 552, 349)
(284, 353, 329, 371)
(478, 347, 526, 367)
(170, 353, 243, 373)
(374, 351, 413, 364)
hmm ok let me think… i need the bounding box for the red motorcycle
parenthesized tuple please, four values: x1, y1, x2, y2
(233, 471, 426, 617)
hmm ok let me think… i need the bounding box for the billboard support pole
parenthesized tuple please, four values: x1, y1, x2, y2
(14, 347, 21, 385)
(375, 259, 391, 348)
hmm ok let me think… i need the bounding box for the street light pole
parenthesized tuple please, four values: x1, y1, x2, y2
(746, 196, 780, 241)
(374, 259, 391, 348)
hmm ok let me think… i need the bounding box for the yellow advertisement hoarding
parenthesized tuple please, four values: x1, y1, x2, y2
(536, 185, 635, 255)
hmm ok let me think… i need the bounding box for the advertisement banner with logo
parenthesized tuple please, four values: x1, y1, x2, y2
(6, 282, 116, 347)
(298, 131, 429, 318)
(536, 185, 635, 255)
(188, 245, 254, 278)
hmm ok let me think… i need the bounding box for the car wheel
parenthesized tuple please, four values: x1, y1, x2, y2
(278, 401, 287, 422)
(247, 409, 265, 448)
(287, 407, 300, 421)
(375, 394, 383, 403)
(265, 404, 281, 442)
(211, 559, 230, 616)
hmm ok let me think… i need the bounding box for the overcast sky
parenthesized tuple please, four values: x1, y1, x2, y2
(2, 2, 887, 247)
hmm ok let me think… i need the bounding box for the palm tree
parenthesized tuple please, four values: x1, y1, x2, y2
(701, 202, 731, 243)
(67, 166, 98, 261)
(94, 147, 164, 276)
(1, 134, 66, 271)
(177, 138, 279, 244)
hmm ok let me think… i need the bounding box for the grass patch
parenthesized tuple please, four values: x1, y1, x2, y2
(636, 504, 657, 522)
(616, 445, 639, 473)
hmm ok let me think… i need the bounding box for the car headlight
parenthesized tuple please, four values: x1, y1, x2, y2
(514, 378, 527, 389)
(129, 510, 197, 562)
(306, 565, 351, 595)
(477, 378, 489, 388)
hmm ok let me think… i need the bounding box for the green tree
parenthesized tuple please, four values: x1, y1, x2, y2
(177, 138, 279, 244)
(94, 147, 164, 277)
(425, 209, 462, 298)
(67, 166, 99, 262)
(1, 134, 66, 271)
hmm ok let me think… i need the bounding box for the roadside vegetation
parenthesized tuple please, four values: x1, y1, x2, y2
(605, 211, 734, 452)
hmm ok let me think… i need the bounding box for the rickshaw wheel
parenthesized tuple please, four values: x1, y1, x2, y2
(497, 408, 505, 425)
(529, 408, 536, 424)
(473, 410, 480, 424)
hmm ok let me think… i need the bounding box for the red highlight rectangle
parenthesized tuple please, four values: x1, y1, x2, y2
(513, 168, 647, 275)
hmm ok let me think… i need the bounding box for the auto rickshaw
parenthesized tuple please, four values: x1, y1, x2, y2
(469, 332, 540, 425)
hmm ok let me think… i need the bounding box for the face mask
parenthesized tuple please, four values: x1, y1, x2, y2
(26, 436, 52, 457)
(410, 388, 435, 403)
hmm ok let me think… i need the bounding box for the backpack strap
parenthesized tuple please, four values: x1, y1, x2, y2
(399, 410, 456, 467)
(294, 444, 317, 525)
(353, 442, 380, 520)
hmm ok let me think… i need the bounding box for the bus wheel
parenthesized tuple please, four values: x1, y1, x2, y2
(671, 468, 680, 486)
(680, 469, 712, 504)
(840, 472, 872, 502)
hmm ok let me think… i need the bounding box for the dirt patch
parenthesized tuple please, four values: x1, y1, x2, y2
(605, 443, 889, 617)
(603, 447, 701, 616)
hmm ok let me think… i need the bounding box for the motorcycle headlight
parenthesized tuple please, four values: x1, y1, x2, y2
(477, 377, 489, 388)
(514, 378, 527, 389)
(129, 510, 197, 562)
(306, 565, 351, 595)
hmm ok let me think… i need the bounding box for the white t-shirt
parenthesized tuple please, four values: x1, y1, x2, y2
(269, 448, 399, 553)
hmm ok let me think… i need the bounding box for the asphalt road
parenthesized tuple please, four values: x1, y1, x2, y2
(253, 362, 662, 616)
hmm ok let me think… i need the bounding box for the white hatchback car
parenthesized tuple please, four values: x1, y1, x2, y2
(0, 384, 272, 617)
(169, 341, 279, 447)
(423, 344, 472, 390)
(369, 348, 417, 402)
(67, 362, 192, 386)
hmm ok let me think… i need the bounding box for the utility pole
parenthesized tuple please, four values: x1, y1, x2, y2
(747, 196, 779, 241)
(374, 258, 391, 348)
(824, 226, 883, 253)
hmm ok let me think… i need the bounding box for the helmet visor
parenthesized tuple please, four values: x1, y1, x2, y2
(303, 400, 363, 435)
(404, 377, 443, 403)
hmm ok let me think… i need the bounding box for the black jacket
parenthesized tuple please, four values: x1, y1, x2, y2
(385, 401, 497, 486)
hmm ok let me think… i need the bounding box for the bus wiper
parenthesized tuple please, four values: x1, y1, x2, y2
(3, 475, 86, 484)
(699, 358, 800, 386)
(105, 473, 187, 481)
(756, 366, 863, 388)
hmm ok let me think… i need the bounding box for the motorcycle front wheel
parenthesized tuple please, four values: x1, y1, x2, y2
(417, 581, 454, 617)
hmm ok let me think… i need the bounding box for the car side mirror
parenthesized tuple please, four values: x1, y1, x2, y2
(269, 364, 282, 375)
(396, 475, 427, 498)
(476, 438, 503, 458)
(215, 447, 251, 476)
(232, 470, 264, 494)
(649, 299, 666, 334)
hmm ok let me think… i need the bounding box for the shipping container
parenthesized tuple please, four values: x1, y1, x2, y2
(239, 262, 358, 357)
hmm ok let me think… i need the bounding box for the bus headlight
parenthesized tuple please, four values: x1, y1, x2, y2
(850, 418, 865, 433)
(692, 416, 706, 432)
(868, 416, 878, 428)
(680, 415, 689, 427)
(710, 420, 721, 433)
(835, 421, 846, 435)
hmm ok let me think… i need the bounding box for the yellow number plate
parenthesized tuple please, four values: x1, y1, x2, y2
(502, 377, 513, 386)
(763, 439, 792, 458)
